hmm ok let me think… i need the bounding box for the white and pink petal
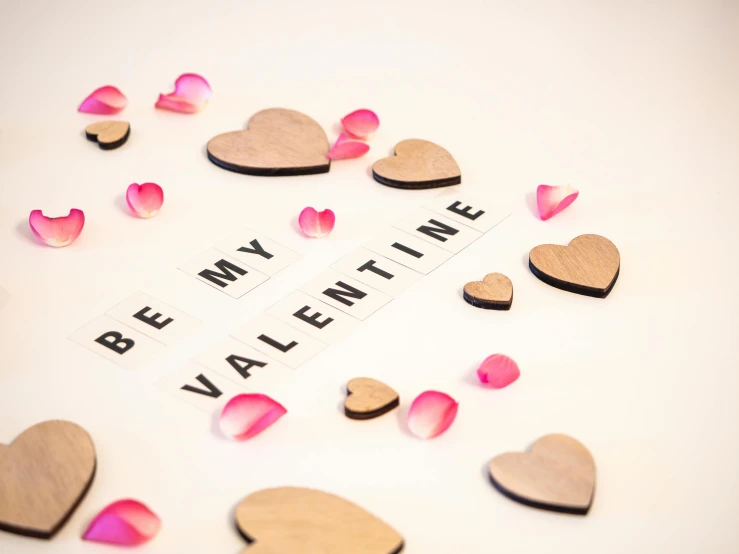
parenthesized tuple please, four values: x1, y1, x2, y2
(537, 184, 579, 221)
(407, 390, 458, 439)
(126, 183, 164, 218)
(155, 73, 212, 113)
(327, 133, 370, 160)
(78, 86, 127, 114)
(476, 354, 520, 388)
(299, 207, 335, 238)
(28, 209, 85, 247)
(341, 109, 380, 139)
(82, 499, 161, 546)
(220, 393, 287, 440)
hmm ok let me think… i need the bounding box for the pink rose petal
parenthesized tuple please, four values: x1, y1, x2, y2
(155, 73, 212, 113)
(82, 499, 161, 546)
(476, 354, 520, 388)
(78, 86, 127, 114)
(126, 183, 164, 218)
(537, 184, 579, 221)
(327, 133, 370, 160)
(28, 209, 85, 247)
(299, 207, 335, 238)
(220, 393, 287, 440)
(407, 390, 458, 439)
(341, 109, 380, 139)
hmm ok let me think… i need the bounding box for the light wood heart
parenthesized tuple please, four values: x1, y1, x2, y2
(345, 378, 400, 420)
(372, 139, 461, 189)
(529, 234, 620, 298)
(235, 486, 404, 554)
(463, 273, 513, 310)
(207, 108, 330, 176)
(488, 434, 595, 515)
(0, 420, 96, 538)
(84, 121, 130, 150)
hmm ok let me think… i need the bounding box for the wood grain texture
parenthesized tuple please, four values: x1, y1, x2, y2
(84, 121, 130, 150)
(345, 378, 400, 420)
(207, 108, 330, 176)
(0, 420, 96, 538)
(463, 273, 513, 310)
(488, 434, 595, 515)
(529, 234, 620, 298)
(372, 139, 461, 189)
(235, 486, 404, 554)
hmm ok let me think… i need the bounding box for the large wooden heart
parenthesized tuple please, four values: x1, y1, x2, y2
(235, 486, 404, 554)
(529, 234, 620, 298)
(488, 434, 595, 515)
(0, 420, 96, 538)
(372, 139, 461, 189)
(207, 108, 330, 176)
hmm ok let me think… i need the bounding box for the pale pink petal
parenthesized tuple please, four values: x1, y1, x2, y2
(82, 499, 161, 546)
(476, 354, 520, 388)
(327, 133, 370, 160)
(298, 207, 335, 238)
(220, 393, 287, 440)
(155, 73, 212, 113)
(126, 183, 164, 218)
(29, 209, 85, 247)
(78, 86, 127, 114)
(341, 109, 380, 139)
(407, 390, 458, 439)
(537, 184, 579, 221)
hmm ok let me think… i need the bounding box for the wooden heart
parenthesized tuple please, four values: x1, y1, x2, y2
(529, 234, 620, 298)
(372, 139, 461, 189)
(345, 378, 400, 420)
(488, 434, 595, 515)
(235, 486, 404, 554)
(463, 273, 513, 310)
(84, 121, 130, 150)
(0, 420, 96, 538)
(207, 108, 330, 176)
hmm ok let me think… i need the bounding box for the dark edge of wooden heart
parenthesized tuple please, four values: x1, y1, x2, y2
(528, 259, 620, 298)
(371, 170, 461, 190)
(0, 461, 97, 539)
(488, 469, 591, 516)
(236, 517, 406, 554)
(463, 290, 512, 310)
(344, 391, 400, 421)
(207, 150, 331, 176)
(85, 126, 130, 151)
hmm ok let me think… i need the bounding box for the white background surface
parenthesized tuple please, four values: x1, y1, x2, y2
(1, 1, 738, 552)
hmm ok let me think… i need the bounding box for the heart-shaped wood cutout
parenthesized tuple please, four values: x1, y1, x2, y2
(488, 434, 595, 515)
(345, 378, 400, 420)
(85, 121, 130, 150)
(207, 108, 330, 176)
(463, 273, 513, 310)
(235, 487, 404, 554)
(529, 234, 620, 298)
(372, 139, 461, 189)
(0, 420, 96, 538)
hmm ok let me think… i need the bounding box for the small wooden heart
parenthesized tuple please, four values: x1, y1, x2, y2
(207, 108, 330, 176)
(488, 434, 595, 515)
(0, 420, 96, 538)
(529, 234, 620, 298)
(345, 378, 400, 420)
(463, 273, 513, 310)
(85, 121, 130, 150)
(235, 486, 404, 554)
(372, 139, 461, 189)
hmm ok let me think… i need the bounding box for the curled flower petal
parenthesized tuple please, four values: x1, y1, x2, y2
(82, 499, 161, 546)
(299, 207, 335, 238)
(155, 73, 212, 113)
(126, 183, 164, 218)
(407, 391, 458, 439)
(29, 209, 85, 247)
(78, 86, 127, 114)
(327, 133, 370, 160)
(537, 184, 579, 221)
(220, 393, 287, 440)
(476, 354, 520, 388)
(341, 109, 380, 139)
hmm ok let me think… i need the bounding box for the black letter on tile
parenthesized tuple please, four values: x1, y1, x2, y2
(391, 242, 423, 258)
(181, 374, 222, 397)
(226, 354, 267, 379)
(357, 260, 394, 280)
(133, 306, 173, 330)
(237, 239, 273, 260)
(95, 331, 134, 354)
(294, 305, 334, 329)
(416, 219, 459, 242)
(258, 334, 298, 352)
(447, 201, 484, 220)
(198, 259, 247, 287)
(323, 281, 367, 307)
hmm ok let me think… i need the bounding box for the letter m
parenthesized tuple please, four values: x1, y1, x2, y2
(198, 259, 247, 288)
